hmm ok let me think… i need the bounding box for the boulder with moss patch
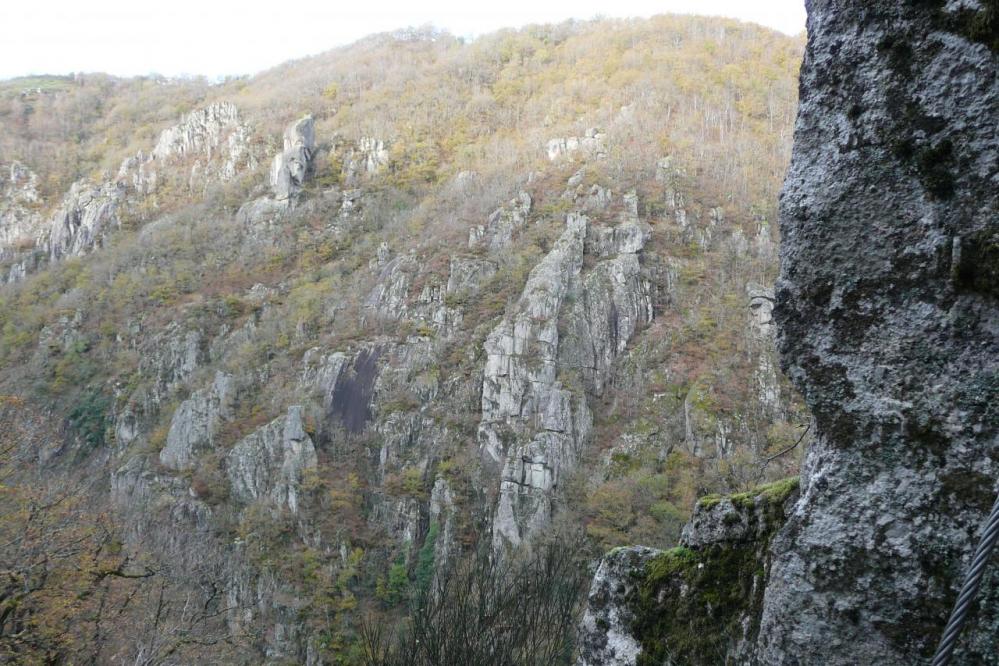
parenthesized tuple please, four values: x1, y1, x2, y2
(576, 478, 800, 665)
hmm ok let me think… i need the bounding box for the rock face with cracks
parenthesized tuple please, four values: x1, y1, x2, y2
(158, 371, 234, 471)
(270, 115, 316, 202)
(47, 181, 124, 261)
(480, 199, 654, 552)
(762, 1, 999, 663)
(227, 405, 318, 514)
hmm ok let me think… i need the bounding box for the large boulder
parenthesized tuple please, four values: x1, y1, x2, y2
(575, 479, 802, 666)
(576, 546, 658, 666)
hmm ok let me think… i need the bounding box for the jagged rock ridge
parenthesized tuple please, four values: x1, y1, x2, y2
(1, 101, 261, 282)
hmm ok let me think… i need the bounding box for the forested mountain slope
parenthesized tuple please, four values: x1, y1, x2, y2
(0, 15, 806, 664)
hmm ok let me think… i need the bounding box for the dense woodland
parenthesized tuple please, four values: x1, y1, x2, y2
(0, 15, 807, 663)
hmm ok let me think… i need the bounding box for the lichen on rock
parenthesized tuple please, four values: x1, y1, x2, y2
(761, 1, 999, 663)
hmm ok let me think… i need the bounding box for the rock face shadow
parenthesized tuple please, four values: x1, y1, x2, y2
(329, 347, 381, 433)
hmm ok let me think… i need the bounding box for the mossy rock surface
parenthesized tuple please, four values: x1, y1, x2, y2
(629, 477, 799, 665)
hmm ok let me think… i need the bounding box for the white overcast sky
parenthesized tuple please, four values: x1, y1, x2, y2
(1, 0, 806, 80)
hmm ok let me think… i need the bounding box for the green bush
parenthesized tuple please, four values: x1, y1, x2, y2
(68, 388, 111, 449)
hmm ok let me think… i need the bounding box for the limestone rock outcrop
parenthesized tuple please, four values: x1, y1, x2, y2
(565, 197, 653, 396)
(480, 213, 590, 549)
(120, 101, 259, 193)
(158, 371, 234, 471)
(366, 252, 416, 319)
(4, 103, 260, 282)
(575, 546, 657, 666)
(300, 348, 350, 411)
(575, 479, 800, 666)
(270, 115, 316, 202)
(546, 128, 607, 161)
(235, 114, 316, 225)
(343, 136, 389, 184)
(111, 323, 212, 449)
(761, 2, 999, 663)
(0, 162, 44, 260)
(227, 406, 317, 514)
(467, 191, 532, 251)
(447, 256, 497, 294)
(481, 196, 654, 551)
(364, 250, 463, 335)
(116, 151, 158, 195)
(562, 251, 652, 397)
(137, 323, 208, 401)
(47, 180, 125, 261)
(153, 102, 258, 183)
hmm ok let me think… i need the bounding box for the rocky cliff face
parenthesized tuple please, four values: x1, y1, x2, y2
(158, 371, 234, 471)
(762, 1, 998, 663)
(480, 192, 656, 552)
(148, 101, 260, 188)
(117, 100, 260, 197)
(0, 162, 43, 265)
(547, 128, 607, 162)
(342, 136, 390, 185)
(48, 181, 125, 261)
(468, 191, 533, 251)
(480, 212, 592, 550)
(227, 405, 318, 514)
(577, 2, 998, 664)
(1, 173, 123, 279)
(270, 115, 316, 202)
(1, 101, 262, 282)
(576, 479, 800, 666)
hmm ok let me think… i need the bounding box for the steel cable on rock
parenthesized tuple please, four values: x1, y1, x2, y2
(931, 489, 999, 666)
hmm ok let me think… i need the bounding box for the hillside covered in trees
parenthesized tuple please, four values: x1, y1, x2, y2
(0, 15, 806, 664)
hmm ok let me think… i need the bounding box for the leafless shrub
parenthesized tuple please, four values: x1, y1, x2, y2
(361, 535, 590, 666)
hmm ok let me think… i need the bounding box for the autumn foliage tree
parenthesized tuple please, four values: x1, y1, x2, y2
(0, 397, 153, 662)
